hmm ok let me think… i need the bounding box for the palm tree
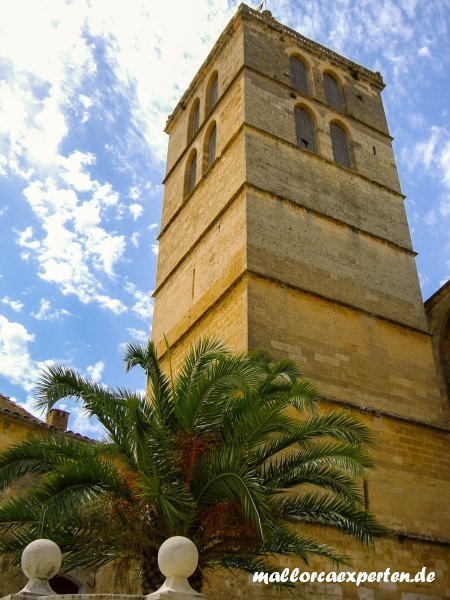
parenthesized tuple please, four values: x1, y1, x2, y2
(0, 338, 385, 593)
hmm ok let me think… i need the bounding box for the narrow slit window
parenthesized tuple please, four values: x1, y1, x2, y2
(331, 123, 351, 168)
(207, 124, 217, 167)
(295, 107, 316, 152)
(290, 57, 309, 94)
(324, 73, 344, 111)
(186, 151, 197, 196)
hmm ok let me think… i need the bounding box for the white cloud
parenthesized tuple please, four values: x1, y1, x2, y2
(15, 155, 127, 313)
(151, 242, 159, 256)
(418, 45, 431, 58)
(69, 404, 105, 438)
(86, 360, 105, 383)
(0, 314, 52, 392)
(79, 94, 93, 123)
(1, 296, 24, 312)
(126, 327, 148, 343)
(129, 186, 140, 200)
(129, 203, 143, 220)
(411, 126, 450, 217)
(32, 298, 71, 321)
(130, 231, 141, 248)
(0, 1, 240, 173)
(0, 1, 95, 174)
(149, 223, 159, 231)
(125, 281, 153, 321)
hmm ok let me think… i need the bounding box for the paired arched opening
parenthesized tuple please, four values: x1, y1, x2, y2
(324, 72, 345, 111)
(188, 98, 200, 141)
(294, 105, 316, 153)
(290, 56, 309, 94)
(203, 122, 217, 173)
(184, 150, 197, 197)
(330, 121, 351, 168)
(206, 71, 218, 114)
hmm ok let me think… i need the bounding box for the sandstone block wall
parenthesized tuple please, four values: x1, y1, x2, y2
(246, 189, 425, 330)
(244, 129, 412, 251)
(153, 190, 247, 348)
(247, 276, 444, 423)
(157, 277, 249, 371)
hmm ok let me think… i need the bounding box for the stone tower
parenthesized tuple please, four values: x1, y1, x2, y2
(152, 5, 450, 598)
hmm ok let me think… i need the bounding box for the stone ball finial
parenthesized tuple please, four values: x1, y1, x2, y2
(21, 539, 62, 580)
(157, 536, 198, 578)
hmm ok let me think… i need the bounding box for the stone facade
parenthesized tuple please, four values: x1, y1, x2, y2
(152, 4, 450, 599)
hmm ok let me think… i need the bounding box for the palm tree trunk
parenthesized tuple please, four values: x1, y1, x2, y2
(140, 550, 203, 594)
(141, 549, 165, 594)
(188, 567, 203, 593)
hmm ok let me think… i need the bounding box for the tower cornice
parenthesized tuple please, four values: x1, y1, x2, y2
(165, 3, 385, 133)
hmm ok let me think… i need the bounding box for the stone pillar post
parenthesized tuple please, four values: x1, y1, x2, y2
(146, 536, 205, 599)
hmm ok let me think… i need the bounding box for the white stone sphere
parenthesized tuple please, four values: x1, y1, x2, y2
(157, 536, 198, 578)
(21, 539, 62, 580)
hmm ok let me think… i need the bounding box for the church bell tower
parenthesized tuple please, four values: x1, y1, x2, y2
(152, 5, 449, 598)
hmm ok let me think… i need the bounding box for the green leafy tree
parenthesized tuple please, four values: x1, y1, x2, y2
(0, 339, 385, 593)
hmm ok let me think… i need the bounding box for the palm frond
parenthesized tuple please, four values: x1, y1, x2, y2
(122, 340, 172, 425)
(263, 441, 373, 479)
(174, 352, 263, 433)
(193, 449, 269, 539)
(223, 396, 297, 450)
(0, 433, 102, 492)
(258, 523, 346, 564)
(274, 492, 388, 545)
(264, 461, 363, 502)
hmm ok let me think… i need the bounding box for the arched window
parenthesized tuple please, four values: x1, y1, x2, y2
(324, 73, 344, 111)
(290, 56, 309, 94)
(331, 122, 351, 168)
(207, 72, 218, 113)
(185, 151, 197, 196)
(188, 99, 200, 140)
(295, 107, 316, 152)
(205, 123, 217, 169)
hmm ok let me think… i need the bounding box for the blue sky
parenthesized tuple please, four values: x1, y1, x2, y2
(0, 0, 449, 436)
